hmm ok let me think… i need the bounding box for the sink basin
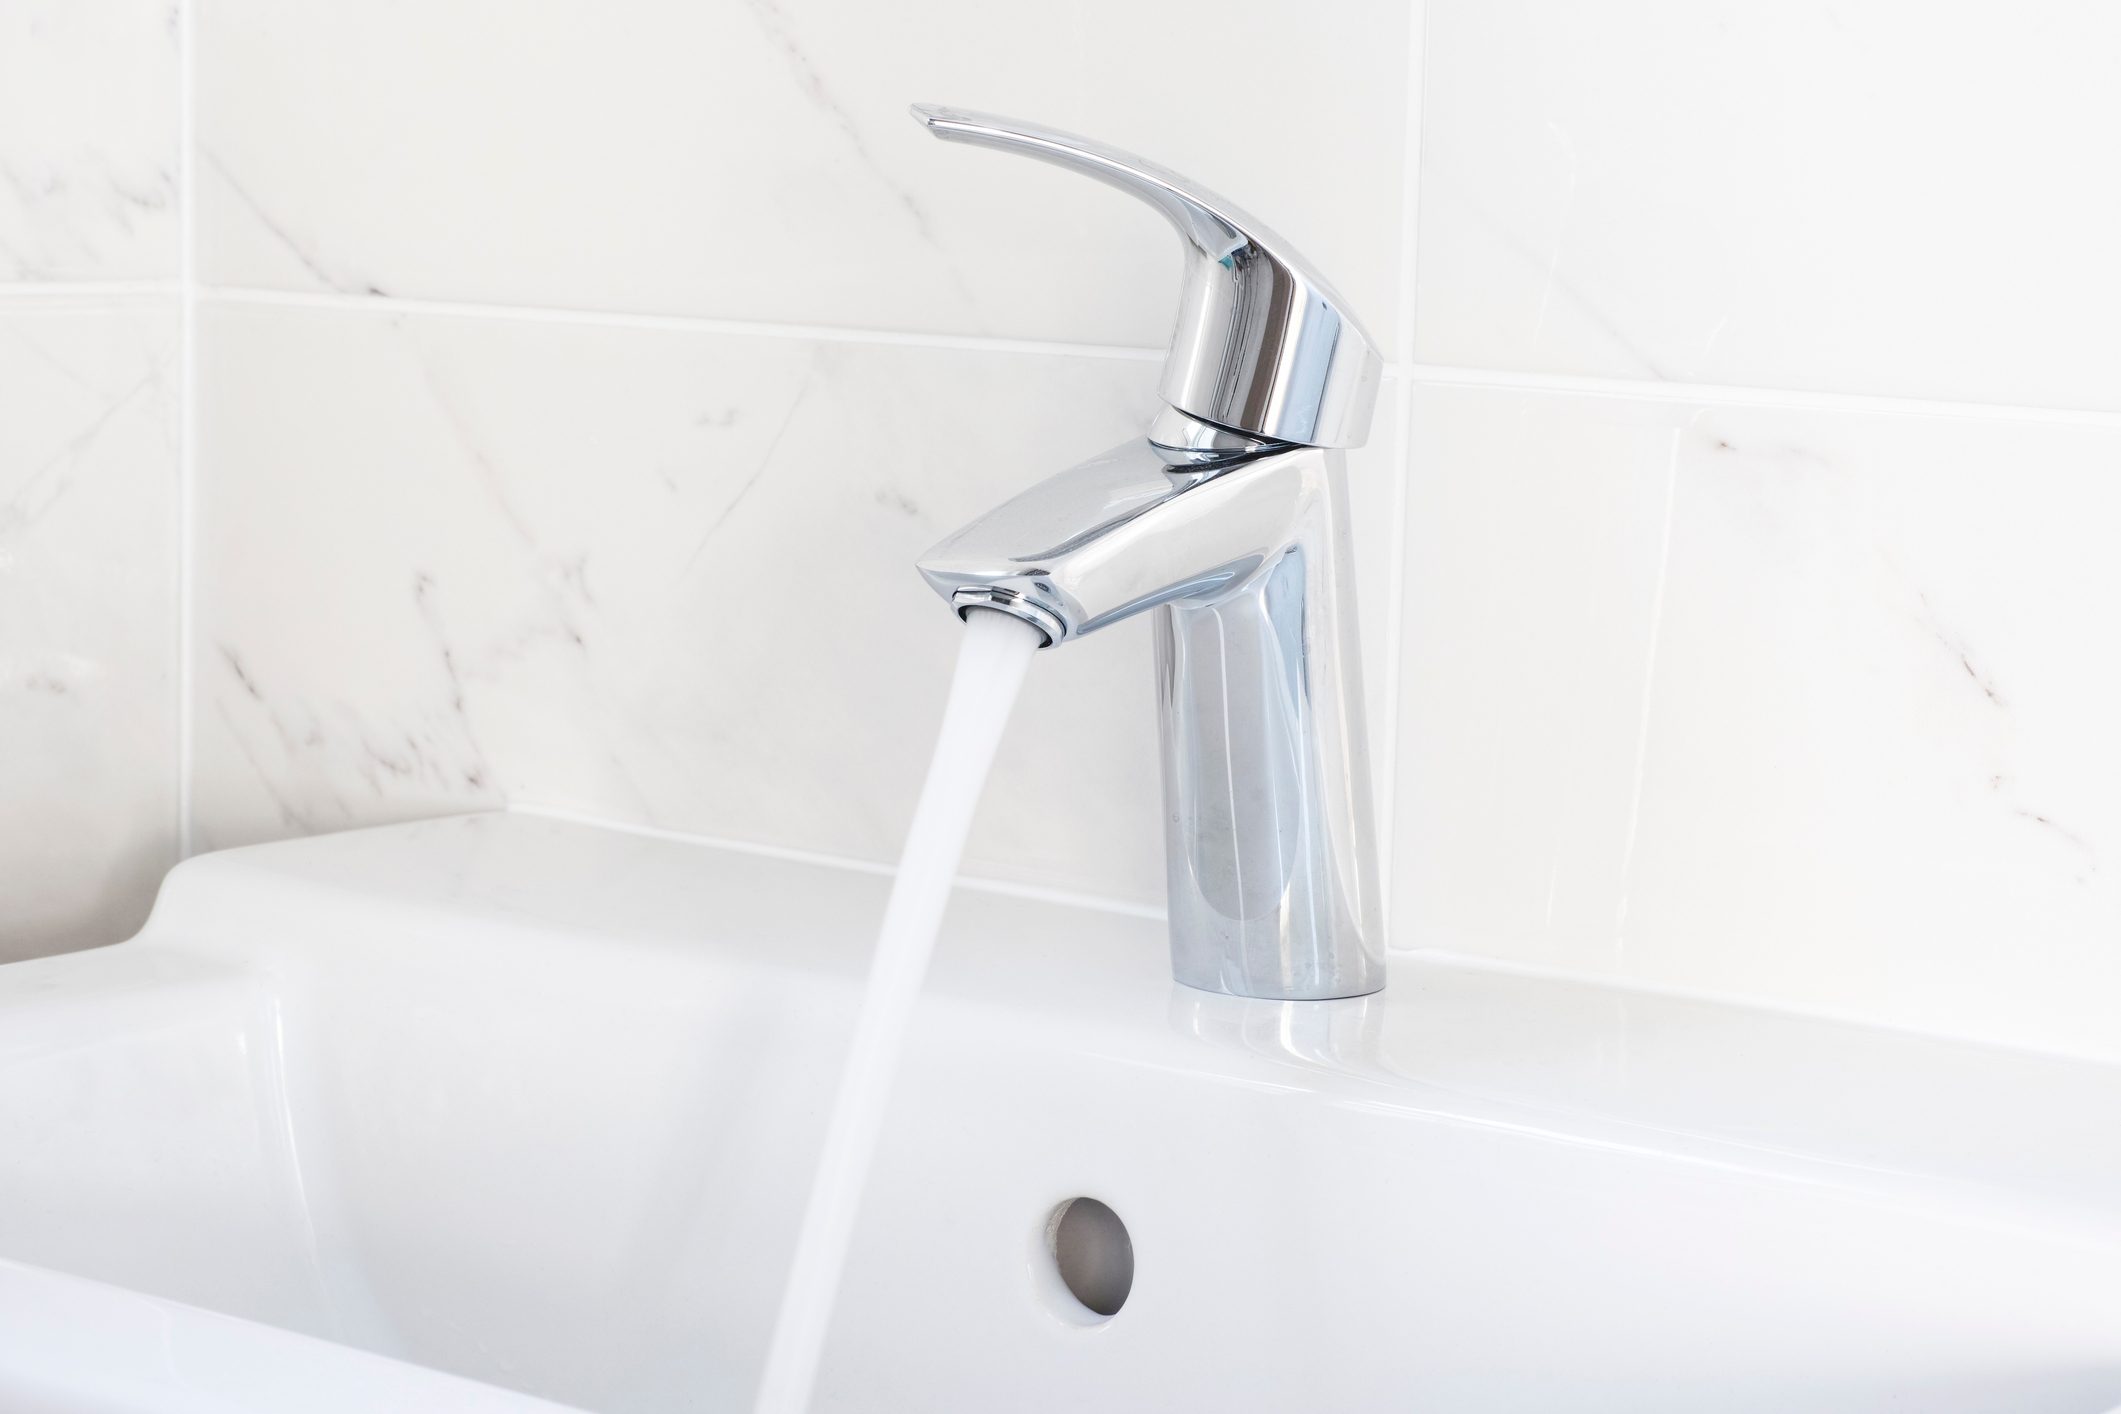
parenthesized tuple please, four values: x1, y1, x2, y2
(3, 812, 2120, 1411)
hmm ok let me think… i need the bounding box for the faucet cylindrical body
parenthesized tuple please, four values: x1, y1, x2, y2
(1154, 446, 1382, 998)
(917, 436, 1384, 1000)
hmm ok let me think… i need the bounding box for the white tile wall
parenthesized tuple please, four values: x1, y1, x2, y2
(0, 300, 179, 958)
(1416, 0, 2121, 410)
(0, 0, 182, 959)
(193, 302, 1402, 906)
(0, 0, 2098, 1057)
(1398, 384, 2121, 1059)
(0, 0, 181, 282)
(196, 0, 1413, 350)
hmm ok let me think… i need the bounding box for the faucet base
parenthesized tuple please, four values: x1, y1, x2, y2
(1170, 967, 1386, 1003)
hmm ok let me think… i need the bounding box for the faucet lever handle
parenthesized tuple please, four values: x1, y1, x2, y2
(911, 104, 1381, 450)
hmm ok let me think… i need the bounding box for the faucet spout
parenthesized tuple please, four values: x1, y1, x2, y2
(918, 423, 1301, 646)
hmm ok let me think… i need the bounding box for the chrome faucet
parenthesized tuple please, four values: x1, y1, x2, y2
(911, 106, 1385, 1000)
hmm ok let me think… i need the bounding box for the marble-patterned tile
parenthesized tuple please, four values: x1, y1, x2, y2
(1395, 382, 2121, 1062)
(196, 0, 1411, 351)
(0, 0, 181, 282)
(195, 305, 1407, 907)
(1417, 0, 2121, 410)
(1394, 386, 1677, 960)
(0, 298, 179, 958)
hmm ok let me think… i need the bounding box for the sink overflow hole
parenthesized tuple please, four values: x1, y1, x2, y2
(1046, 1197, 1133, 1318)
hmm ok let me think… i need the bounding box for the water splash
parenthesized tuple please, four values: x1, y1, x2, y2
(752, 608, 1043, 1413)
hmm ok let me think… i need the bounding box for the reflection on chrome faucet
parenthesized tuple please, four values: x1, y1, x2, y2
(1168, 985, 1389, 1072)
(910, 106, 1388, 1000)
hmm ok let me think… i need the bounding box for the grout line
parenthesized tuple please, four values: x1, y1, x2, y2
(505, 801, 1169, 923)
(174, 0, 198, 858)
(1375, 0, 1430, 939)
(1610, 429, 1681, 964)
(202, 286, 1167, 364)
(1402, 361, 2121, 429)
(195, 288, 2121, 433)
(1394, 0, 1430, 369)
(0, 281, 184, 300)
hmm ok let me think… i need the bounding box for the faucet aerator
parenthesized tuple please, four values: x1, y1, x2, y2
(949, 590, 1062, 649)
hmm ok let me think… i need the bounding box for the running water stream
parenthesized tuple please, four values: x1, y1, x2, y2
(752, 608, 1045, 1414)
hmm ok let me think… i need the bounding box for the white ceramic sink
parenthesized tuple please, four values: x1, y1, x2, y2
(3, 813, 2120, 1412)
